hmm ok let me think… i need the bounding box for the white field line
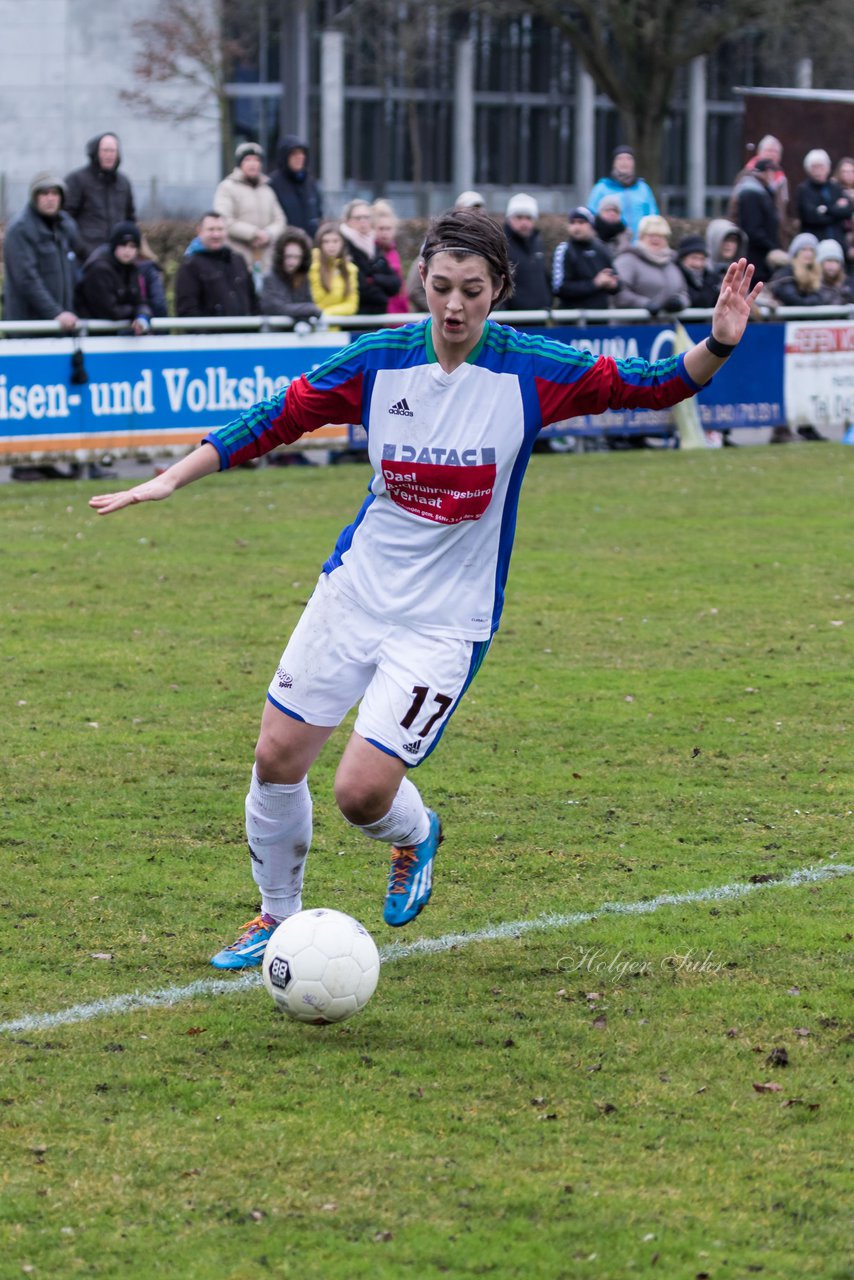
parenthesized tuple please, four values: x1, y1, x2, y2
(2, 860, 851, 1036)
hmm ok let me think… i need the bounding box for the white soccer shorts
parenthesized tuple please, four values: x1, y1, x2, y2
(266, 572, 490, 765)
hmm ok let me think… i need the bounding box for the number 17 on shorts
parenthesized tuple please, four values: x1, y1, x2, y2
(266, 575, 492, 766)
(354, 632, 492, 765)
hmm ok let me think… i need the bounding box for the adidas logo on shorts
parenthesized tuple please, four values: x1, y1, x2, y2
(402, 740, 422, 755)
(388, 397, 414, 417)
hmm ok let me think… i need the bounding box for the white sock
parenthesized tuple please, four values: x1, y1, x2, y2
(245, 765, 313, 921)
(355, 775, 430, 847)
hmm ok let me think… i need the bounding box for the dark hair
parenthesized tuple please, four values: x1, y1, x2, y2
(198, 210, 223, 225)
(420, 208, 513, 307)
(273, 227, 313, 281)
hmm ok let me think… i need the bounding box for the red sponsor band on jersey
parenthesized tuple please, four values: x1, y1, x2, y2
(381, 459, 496, 524)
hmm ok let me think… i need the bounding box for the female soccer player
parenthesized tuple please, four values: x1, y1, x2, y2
(90, 208, 761, 969)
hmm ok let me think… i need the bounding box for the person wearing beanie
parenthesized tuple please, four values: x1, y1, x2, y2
(676, 234, 720, 307)
(502, 193, 551, 309)
(816, 236, 853, 304)
(593, 193, 631, 252)
(64, 132, 136, 261)
(613, 215, 690, 313)
(551, 206, 619, 311)
(214, 141, 286, 282)
(268, 136, 323, 239)
(796, 149, 853, 249)
(587, 145, 659, 238)
(455, 190, 485, 210)
(75, 219, 152, 334)
(766, 233, 827, 308)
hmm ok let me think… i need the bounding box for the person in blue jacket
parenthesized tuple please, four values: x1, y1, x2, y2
(588, 146, 659, 239)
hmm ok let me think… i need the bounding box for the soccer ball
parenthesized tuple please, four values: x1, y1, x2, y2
(262, 908, 381, 1024)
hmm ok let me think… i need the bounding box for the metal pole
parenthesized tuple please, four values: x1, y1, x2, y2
(320, 29, 345, 207)
(574, 67, 596, 203)
(687, 56, 707, 219)
(453, 36, 475, 197)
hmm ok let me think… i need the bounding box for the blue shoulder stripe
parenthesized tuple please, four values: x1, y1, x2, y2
(307, 322, 429, 388)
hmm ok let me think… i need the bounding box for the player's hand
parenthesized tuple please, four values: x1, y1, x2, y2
(711, 258, 763, 346)
(88, 473, 177, 514)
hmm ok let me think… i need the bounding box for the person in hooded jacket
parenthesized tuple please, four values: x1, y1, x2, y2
(75, 221, 151, 334)
(4, 173, 84, 480)
(64, 132, 136, 262)
(706, 219, 749, 288)
(269, 136, 323, 239)
(260, 228, 321, 321)
(3, 173, 79, 327)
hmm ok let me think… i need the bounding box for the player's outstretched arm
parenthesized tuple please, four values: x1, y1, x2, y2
(683, 258, 763, 386)
(88, 443, 221, 515)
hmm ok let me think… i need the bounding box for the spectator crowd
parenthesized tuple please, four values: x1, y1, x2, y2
(3, 128, 854, 474)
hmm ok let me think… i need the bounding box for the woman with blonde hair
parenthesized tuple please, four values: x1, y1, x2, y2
(308, 221, 359, 317)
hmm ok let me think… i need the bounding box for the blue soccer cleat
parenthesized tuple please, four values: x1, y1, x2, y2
(383, 810, 443, 927)
(210, 913, 279, 970)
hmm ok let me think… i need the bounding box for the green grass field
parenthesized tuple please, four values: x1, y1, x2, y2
(2, 446, 852, 1280)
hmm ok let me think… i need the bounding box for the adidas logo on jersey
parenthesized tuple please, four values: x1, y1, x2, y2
(402, 740, 422, 755)
(388, 397, 414, 417)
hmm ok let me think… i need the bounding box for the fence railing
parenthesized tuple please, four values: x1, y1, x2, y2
(3, 303, 854, 339)
(2, 308, 852, 465)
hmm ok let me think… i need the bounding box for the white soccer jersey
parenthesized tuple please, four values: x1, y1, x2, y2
(205, 319, 698, 639)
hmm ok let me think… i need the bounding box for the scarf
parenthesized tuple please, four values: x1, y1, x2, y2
(637, 243, 673, 267)
(340, 222, 376, 259)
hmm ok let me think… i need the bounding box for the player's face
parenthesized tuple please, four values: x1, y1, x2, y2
(422, 252, 501, 357)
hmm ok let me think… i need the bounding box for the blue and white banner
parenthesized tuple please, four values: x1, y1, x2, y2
(0, 332, 349, 462)
(546, 322, 785, 434)
(0, 319, 832, 461)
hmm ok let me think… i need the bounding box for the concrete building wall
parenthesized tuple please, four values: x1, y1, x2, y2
(0, 0, 221, 221)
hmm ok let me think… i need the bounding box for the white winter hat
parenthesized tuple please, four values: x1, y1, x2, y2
(816, 238, 845, 263)
(506, 192, 539, 219)
(455, 190, 485, 209)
